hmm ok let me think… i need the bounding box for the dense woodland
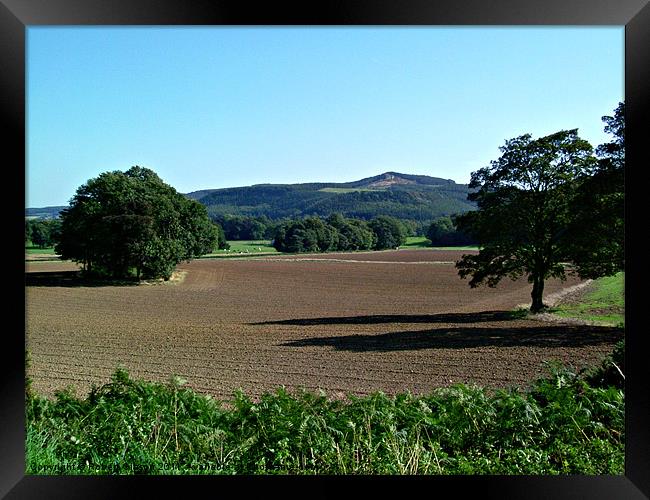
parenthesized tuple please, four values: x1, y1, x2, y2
(190, 172, 475, 223)
(272, 214, 408, 253)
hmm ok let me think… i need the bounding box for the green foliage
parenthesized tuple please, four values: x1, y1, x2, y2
(197, 173, 476, 224)
(212, 214, 273, 240)
(456, 104, 625, 313)
(272, 217, 339, 253)
(326, 213, 376, 251)
(272, 214, 412, 253)
(55, 166, 224, 280)
(564, 102, 624, 279)
(368, 215, 407, 250)
(427, 215, 476, 247)
(455, 129, 598, 312)
(26, 345, 624, 475)
(582, 340, 625, 390)
(272, 215, 376, 253)
(25, 219, 62, 248)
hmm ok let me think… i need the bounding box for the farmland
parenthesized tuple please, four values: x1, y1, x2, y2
(25, 249, 623, 403)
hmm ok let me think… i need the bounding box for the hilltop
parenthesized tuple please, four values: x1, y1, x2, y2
(188, 172, 475, 222)
(26, 172, 476, 223)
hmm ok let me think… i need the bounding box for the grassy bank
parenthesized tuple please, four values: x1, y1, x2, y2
(550, 272, 624, 327)
(26, 343, 624, 475)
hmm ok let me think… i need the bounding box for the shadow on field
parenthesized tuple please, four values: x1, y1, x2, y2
(25, 271, 140, 287)
(279, 324, 624, 351)
(252, 311, 518, 326)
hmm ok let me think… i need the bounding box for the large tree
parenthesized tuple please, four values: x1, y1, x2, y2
(455, 129, 597, 312)
(564, 102, 624, 278)
(55, 166, 221, 280)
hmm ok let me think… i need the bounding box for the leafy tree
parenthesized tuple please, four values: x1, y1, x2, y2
(326, 213, 375, 251)
(26, 219, 62, 248)
(455, 130, 597, 312)
(214, 215, 268, 240)
(303, 217, 339, 252)
(55, 166, 221, 280)
(427, 215, 476, 247)
(272, 217, 339, 253)
(564, 102, 624, 278)
(368, 215, 407, 250)
(427, 216, 455, 246)
(29, 221, 50, 248)
(214, 224, 229, 250)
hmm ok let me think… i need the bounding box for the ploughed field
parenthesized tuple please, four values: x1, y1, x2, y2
(25, 249, 623, 402)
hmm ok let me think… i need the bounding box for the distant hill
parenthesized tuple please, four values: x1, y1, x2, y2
(188, 172, 476, 223)
(25, 206, 66, 220)
(26, 172, 476, 223)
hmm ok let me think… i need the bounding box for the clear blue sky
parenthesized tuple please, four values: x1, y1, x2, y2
(27, 26, 623, 208)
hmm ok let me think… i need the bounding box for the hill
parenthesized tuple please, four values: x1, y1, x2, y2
(26, 172, 476, 223)
(188, 172, 475, 222)
(25, 206, 67, 220)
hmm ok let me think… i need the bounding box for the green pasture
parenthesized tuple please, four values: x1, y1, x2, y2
(550, 272, 624, 327)
(402, 236, 479, 251)
(202, 240, 278, 258)
(25, 246, 57, 255)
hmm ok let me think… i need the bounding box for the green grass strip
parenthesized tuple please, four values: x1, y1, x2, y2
(551, 272, 624, 326)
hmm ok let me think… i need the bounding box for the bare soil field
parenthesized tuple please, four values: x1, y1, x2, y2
(25, 250, 623, 402)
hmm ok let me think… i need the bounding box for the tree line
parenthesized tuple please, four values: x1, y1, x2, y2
(272, 214, 408, 253)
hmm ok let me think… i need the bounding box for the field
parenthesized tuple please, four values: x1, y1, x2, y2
(25, 249, 623, 403)
(207, 240, 277, 256)
(25, 245, 57, 255)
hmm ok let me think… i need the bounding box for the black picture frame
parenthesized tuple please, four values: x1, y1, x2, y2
(4, 0, 648, 498)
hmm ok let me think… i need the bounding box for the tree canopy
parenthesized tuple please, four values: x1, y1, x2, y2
(26, 218, 61, 248)
(427, 215, 476, 247)
(272, 214, 382, 253)
(454, 128, 599, 312)
(564, 102, 624, 278)
(368, 215, 407, 250)
(55, 166, 224, 280)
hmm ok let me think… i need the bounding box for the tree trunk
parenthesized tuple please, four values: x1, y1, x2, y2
(530, 275, 546, 313)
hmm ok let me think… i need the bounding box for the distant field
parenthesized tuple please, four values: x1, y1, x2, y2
(203, 240, 277, 258)
(402, 236, 430, 248)
(402, 236, 479, 251)
(26, 246, 56, 255)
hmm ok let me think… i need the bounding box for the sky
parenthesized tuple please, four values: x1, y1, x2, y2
(26, 26, 623, 208)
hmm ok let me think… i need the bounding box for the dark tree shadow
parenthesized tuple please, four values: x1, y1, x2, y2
(252, 311, 520, 326)
(25, 271, 141, 287)
(279, 325, 624, 352)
